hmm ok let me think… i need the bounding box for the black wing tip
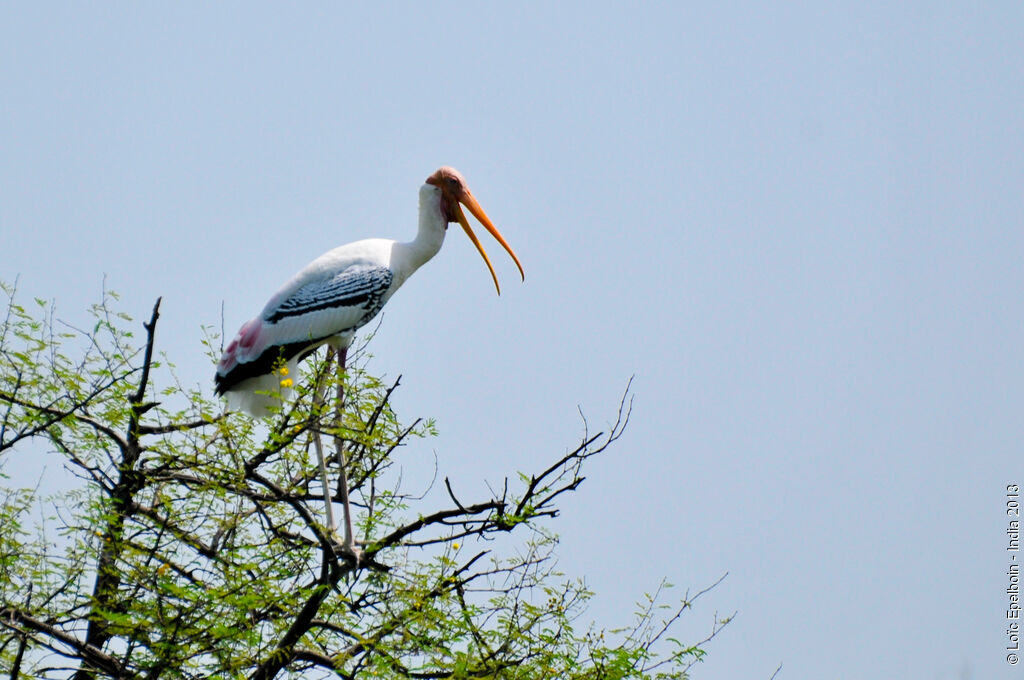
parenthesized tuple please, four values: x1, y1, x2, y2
(213, 373, 229, 396)
(213, 340, 323, 395)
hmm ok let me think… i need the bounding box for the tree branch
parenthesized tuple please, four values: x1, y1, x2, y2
(1, 609, 132, 679)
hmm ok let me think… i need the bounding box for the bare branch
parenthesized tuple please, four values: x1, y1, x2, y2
(1, 609, 132, 679)
(127, 298, 162, 446)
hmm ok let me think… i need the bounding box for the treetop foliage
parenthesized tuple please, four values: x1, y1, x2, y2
(0, 282, 729, 679)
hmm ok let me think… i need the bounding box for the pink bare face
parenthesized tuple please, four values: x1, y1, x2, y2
(425, 166, 469, 223)
(423, 166, 525, 295)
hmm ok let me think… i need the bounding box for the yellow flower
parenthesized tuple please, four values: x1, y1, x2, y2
(279, 365, 289, 376)
(452, 542, 460, 550)
(280, 378, 294, 388)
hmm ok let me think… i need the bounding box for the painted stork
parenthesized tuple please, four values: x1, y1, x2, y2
(214, 166, 524, 415)
(213, 167, 522, 550)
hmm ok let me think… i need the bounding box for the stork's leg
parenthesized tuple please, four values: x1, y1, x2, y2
(311, 357, 337, 535)
(313, 426, 337, 534)
(333, 347, 359, 559)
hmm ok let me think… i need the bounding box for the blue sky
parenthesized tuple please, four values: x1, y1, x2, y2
(2, 3, 1021, 678)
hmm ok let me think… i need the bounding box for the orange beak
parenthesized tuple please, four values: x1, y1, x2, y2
(452, 189, 525, 295)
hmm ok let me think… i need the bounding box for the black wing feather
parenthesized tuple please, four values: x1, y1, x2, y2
(215, 265, 394, 395)
(266, 265, 393, 323)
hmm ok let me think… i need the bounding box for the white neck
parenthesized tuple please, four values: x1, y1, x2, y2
(391, 184, 448, 285)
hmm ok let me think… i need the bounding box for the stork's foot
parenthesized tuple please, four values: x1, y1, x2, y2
(331, 537, 364, 567)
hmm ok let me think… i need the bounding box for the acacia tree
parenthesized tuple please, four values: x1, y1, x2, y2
(0, 283, 729, 679)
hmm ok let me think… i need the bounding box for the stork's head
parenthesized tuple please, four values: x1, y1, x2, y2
(426, 166, 524, 295)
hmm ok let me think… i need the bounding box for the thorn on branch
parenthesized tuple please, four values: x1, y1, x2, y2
(444, 477, 468, 513)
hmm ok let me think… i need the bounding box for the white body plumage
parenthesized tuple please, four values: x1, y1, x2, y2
(215, 167, 524, 416)
(215, 183, 449, 416)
